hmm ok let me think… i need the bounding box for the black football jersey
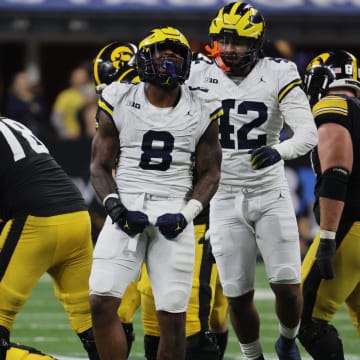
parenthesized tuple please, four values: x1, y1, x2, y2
(0, 118, 87, 221)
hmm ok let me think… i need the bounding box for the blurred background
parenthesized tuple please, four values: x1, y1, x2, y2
(1, 0, 360, 123)
(0, 0, 359, 249)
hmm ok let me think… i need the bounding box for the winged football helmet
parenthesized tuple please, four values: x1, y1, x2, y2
(303, 50, 360, 107)
(136, 26, 192, 88)
(206, 1, 265, 76)
(93, 41, 140, 92)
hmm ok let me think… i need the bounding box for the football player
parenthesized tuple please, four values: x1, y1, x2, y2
(92, 40, 228, 360)
(299, 50, 360, 360)
(89, 26, 222, 360)
(187, 2, 318, 359)
(0, 118, 100, 360)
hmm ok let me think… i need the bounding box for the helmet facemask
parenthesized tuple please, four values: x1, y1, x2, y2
(303, 66, 335, 108)
(208, 33, 260, 76)
(137, 40, 191, 89)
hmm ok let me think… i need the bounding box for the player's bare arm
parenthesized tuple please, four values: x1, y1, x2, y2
(318, 122, 353, 232)
(193, 120, 222, 206)
(90, 109, 120, 201)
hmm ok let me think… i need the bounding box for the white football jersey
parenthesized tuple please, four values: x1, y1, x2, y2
(98, 81, 222, 197)
(187, 57, 317, 188)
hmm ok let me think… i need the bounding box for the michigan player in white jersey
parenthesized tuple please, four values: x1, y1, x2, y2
(89, 27, 223, 360)
(92, 41, 228, 360)
(187, 2, 317, 360)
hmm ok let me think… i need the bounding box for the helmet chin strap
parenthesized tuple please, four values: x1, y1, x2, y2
(205, 41, 230, 72)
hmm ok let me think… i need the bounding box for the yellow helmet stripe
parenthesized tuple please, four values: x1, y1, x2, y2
(278, 79, 302, 103)
(210, 2, 264, 39)
(139, 27, 190, 50)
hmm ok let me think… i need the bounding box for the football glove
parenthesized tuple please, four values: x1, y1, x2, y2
(249, 146, 281, 170)
(104, 195, 149, 237)
(316, 237, 336, 280)
(155, 213, 187, 240)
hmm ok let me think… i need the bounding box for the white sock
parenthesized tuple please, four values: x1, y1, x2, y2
(239, 338, 263, 359)
(279, 321, 300, 339)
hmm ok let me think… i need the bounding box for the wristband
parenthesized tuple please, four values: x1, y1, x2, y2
(102, 193, 120, 207)
(181, 199, 203, 223)
(319, 229, 336, 240)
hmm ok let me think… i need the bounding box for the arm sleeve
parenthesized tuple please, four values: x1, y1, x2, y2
(275, 83, 318, 160)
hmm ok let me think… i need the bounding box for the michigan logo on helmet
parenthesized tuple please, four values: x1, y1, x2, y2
(136, 26, 192, 88)
(303, 50, 360, 107)
(93, 41, 140, 93)
(206, 1, 265, 75)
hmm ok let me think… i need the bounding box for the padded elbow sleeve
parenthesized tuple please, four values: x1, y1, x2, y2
(319, 167, 349, 202)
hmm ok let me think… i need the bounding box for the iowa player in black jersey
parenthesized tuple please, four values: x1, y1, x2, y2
(298, 50, 360, 359)
(0, 118, 100, 360)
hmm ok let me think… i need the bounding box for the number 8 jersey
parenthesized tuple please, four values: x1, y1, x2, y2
(187, 57, 317, 189)
(98, 81, 223, 197)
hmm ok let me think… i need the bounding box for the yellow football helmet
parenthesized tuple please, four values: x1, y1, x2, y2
(303, 50, 360, 106)
(93, 41, 140, 92)
(206, 2, 265, 75)
(136, 26, 192, 88)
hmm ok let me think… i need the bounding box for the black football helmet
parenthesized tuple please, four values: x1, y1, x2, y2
(136, 26, 192, 88)
(303, 50, 360, 107)
(206, 1, 265, 76)
(93, 41, 140, 92)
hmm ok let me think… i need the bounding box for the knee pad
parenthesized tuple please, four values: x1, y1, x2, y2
(122, 323, 135, 358)
(186, 331, 219, 360)
(273, 266, 300, 284)
(78, 328, 100, 360)
(156, 289, 189, 312)
(298, 322, 344, 360)
(144, 335, 159, 360)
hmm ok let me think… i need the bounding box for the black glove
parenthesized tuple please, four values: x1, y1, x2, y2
(316, 237, 336, 280)
(104, 196, 149, 237)
(155, 213, 187, 240)
(249, 146, 281, 170)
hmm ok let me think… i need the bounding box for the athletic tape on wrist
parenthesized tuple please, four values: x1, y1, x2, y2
(181, 199, 203, 223)
(319, 229, 336, 240)
(102, 193, 120, 207)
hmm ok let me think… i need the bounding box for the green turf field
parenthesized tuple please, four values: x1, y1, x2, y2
(11, 263, 359, 359)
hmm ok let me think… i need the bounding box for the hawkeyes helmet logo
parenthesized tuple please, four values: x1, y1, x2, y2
(303, 50, 360, 107)
(93, 41, 140, 93)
